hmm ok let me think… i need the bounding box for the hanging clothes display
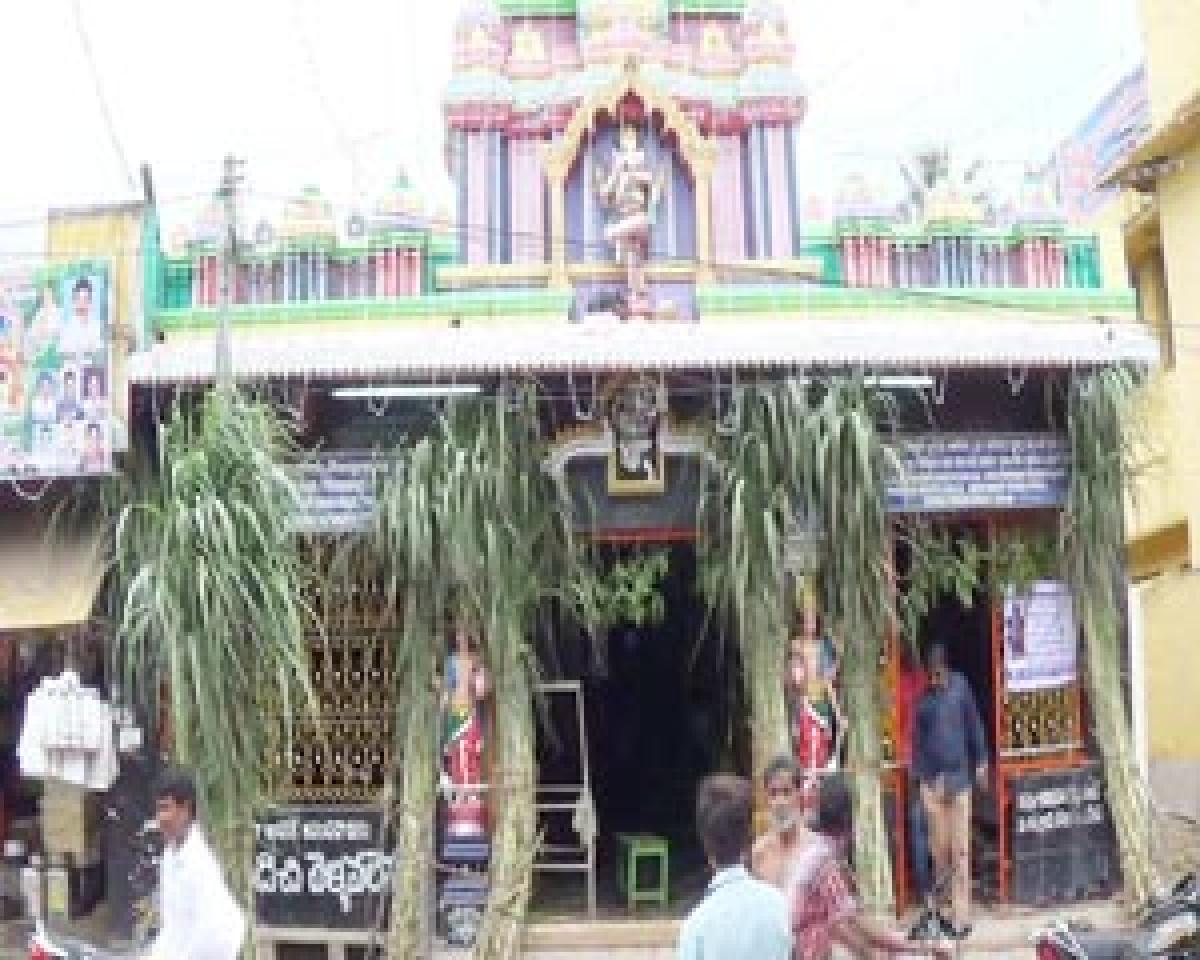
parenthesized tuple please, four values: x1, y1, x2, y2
(17, 669, 118, 791)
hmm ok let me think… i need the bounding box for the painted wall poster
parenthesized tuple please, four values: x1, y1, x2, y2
(1003, 580, 1078, 692)
(0, 260, 112, 480)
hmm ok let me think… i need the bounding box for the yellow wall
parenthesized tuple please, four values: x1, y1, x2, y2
(1139, 569, 1200, 759)
(1138, 0, 1200, 125)
(45, 205, 144, 452)
(1124, 0, 1200, 809)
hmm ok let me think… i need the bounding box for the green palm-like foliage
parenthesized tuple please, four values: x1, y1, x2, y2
(807, 377, 897, 910)
(700, 376, 897, 905)
(1061, 367, 1155, 905)
(699, 381, 811, 782)
(110, 388, 317, 876)
(368, 387, 578, 960)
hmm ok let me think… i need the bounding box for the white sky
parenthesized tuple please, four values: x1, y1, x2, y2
(0, 0, 1143, 258)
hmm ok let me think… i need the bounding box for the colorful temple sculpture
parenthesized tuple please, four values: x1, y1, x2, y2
(123, 0, 1161, 952)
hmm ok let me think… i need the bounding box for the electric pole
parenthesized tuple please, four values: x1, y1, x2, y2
(216, 153, 243, 389)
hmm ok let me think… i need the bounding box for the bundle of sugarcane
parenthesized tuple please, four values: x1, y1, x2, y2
(1061, 367, 1156, 907)
(807, 377, 898, 912)
(110, 387, 318, 886)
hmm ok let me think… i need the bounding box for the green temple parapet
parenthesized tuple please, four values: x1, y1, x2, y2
(694, 284, 1136, 314)
(154, 289, 574, 333)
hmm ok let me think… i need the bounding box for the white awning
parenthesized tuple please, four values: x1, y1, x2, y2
(129, 317, 1159, 385)
(0, 515, 105, 632)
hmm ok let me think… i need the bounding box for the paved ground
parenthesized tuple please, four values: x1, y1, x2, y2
(1, 898, 1128, 958)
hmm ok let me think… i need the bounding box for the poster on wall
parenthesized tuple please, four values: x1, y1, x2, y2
(1003, 580, 1078, 692)
(0, 260, 113, 480)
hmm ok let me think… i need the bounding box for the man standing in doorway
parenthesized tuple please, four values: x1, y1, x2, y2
(752, 755, 806, 890)
(912, 643, 988, 941)
(678, 774, 792, 960)
(151, 770, 246, 960)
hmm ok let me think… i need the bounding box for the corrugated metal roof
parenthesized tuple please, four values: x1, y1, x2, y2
(128, 318, 1159, 385)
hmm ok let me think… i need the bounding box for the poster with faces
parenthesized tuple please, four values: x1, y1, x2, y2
(0, 260, 112, 481)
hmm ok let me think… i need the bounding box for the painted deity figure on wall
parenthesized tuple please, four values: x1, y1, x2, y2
(787, 594, 845, 810)
(441, 622, 490, 840)
(594, 122, 664, 319)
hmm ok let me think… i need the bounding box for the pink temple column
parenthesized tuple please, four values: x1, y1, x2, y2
(466, 131, 490, 265)
(509, 138, 546, 264)
(765, 126, 792, 259)
(406, 250, 421, 295)
(712, 135, 745, 265)
(205, 255, 219, 306)
(841, 238, 854, 287)
(1047, 239, 1062, 287)
(880, 238, 893, 287)
(1021, 241, 1035, 288)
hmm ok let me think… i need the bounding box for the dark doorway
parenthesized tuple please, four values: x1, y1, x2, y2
(911, 523, 1001, 904)
(534, 543, 745, 915)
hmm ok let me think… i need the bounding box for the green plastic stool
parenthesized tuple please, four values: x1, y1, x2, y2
(616, 833, 669, 910)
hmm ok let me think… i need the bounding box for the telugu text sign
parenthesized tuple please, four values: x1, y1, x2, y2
(254, 807, 394, 930)
(886, 433, 1069, 514)
(0, 261, 114, 480)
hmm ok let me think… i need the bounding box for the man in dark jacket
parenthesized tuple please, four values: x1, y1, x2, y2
(911, 643, 988, 940)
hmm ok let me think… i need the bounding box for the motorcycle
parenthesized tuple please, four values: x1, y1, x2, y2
(27, 819, 158, 960)
(1033, 873, 1200, 959)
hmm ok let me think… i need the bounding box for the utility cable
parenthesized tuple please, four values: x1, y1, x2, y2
(70, 0, 138, 196)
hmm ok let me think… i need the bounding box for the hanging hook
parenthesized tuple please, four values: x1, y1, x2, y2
(569, 370, 596, 421)
(933, 369, 948, 406)
(1007, 365, 1029, 396)
(714, 370, 740, 435)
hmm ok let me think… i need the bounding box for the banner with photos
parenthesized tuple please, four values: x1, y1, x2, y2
(0, 260, 113, 480)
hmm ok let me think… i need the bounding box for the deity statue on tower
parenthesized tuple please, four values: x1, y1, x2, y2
(441, 620, 490, 840)
(594, 121, 665, 320)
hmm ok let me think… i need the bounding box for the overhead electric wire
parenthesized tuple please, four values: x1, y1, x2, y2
(70, 0, 137, 196)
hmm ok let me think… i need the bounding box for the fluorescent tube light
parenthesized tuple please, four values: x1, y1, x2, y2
(795, 375, 935, 389)
(331, 383, 483, 399)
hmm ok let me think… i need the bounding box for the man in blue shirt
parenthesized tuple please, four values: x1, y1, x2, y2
(912, 643, 988, 941)
(678, 774, 792, 960)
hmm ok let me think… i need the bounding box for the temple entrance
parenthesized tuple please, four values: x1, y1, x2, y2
(896, 520, 1001, 906)
(532, 542, 747, 917)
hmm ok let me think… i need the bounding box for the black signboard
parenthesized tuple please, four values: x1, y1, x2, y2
(1010, 764, 1118, 905)
(253, 807, 394, 930)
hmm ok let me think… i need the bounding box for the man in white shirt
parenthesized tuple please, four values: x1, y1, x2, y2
(151, 770, 245, 960)
(677, 774, 792, 960)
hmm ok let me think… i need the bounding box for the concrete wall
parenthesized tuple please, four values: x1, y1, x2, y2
(1135, 568, 1200, 818)
(1124, 0, 1200, 819)
(1138, 0, 1200, 126)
